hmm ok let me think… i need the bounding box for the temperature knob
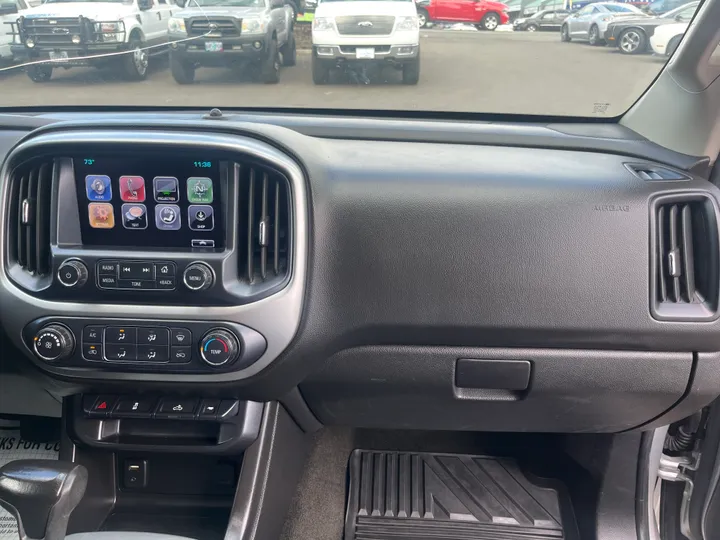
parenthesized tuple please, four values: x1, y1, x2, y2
(199, 329, 240, 367)
(33, 324, 75, 362)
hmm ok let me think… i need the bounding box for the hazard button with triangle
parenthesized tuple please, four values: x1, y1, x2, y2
(83, 395, 119, 417)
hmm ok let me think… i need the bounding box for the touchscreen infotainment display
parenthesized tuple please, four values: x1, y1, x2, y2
(74, 155, 224, 249)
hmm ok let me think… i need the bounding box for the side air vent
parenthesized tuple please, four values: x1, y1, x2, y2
(626, 163, 691, 182)
(237, 164, 291, 290)
(6, 161, 54, 279)
(652, 195, 720, 321)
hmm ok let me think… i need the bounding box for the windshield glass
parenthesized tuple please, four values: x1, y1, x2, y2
(0, 0, 704, 118)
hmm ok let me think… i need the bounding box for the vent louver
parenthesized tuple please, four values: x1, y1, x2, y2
(7, 161, 53, 278)
(238, 165, 290, 289)
(626, 163, 690, 182)
(653, 196, 720, 320)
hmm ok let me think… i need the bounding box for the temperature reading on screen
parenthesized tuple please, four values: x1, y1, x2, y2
(194, 161, 212, 168)
(84, 158, 95, 165)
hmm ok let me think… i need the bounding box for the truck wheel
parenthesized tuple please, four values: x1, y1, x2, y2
(259, 38, 280, 84)
(26, 64, 53, 83)
(402, 56, 420, 85)
(312, 54, 329, 84)
(417, 9, 429, 28)
(281, 32, 297, 66)
(481, 12, 500, 31)
(170, 54, 195, 84)
(123, 36, 149, 81)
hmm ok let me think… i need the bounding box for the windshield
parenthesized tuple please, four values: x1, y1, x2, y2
(0, 0, 705, 118)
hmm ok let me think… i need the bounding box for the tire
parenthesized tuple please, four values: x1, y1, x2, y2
(26, 64, 52, 82)
(666, 35, 682, 57)
(281, 31, 297, 67)
(481, 12, 501, 31)
(417, 8, 429, 28)
(170, 53, 195, 84)
(526, 23, 539, 32)
(402, 55, 420, 85)
(617, 28, 647, 54)
(259, 38, 280, 84)
(588, 24, 602, 46)
(123, 35, 149, 81)
(560, 24, 571, 41)
(311, 53, 329, 84)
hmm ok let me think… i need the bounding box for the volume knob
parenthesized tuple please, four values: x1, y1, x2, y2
(57, 259, 88, 288)
(33, 324, 75, 362)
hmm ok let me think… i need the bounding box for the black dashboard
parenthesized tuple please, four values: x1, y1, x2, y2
(1, 112, 720, 435)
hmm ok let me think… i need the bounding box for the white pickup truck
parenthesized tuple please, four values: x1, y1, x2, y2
(10, 0, 176, 82)
(311, 0, 420, 85)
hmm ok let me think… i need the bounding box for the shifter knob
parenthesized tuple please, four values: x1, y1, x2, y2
(0, 459, 87, 540)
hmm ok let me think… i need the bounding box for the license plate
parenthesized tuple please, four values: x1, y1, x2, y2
(49, 51, 69, 63)
(355, 47, 375, 59)
(205, 41, 223, 52)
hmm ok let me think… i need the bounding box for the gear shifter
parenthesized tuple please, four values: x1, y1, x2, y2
(0, 460, 87, 540)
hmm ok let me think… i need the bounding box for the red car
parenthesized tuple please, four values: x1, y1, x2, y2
(417, 0, 510, 30)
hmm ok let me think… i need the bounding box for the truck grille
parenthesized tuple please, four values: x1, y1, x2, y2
(335, 15, 395, 36)
(21, 17, 93, 46)
(188, 18, 241, 37)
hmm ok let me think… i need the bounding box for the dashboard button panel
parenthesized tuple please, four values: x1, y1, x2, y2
(24, 317, 266, 374)
(96, 260, 176, 291)
(82, 394, 239, 421)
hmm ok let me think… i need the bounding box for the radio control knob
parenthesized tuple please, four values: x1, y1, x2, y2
(33, 324, 75, 362)
(57, 259, 88, 288)
(183, 262, 214, 292)
(199, 329, 240, 367)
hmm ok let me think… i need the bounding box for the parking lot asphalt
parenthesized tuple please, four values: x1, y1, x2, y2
(0, 30, 666, 117)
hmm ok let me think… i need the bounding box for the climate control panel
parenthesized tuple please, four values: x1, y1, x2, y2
(24, 317, 266, 374)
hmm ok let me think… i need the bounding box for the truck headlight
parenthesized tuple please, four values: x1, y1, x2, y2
(312, 17, 334, 31)
(396, 16, 419, 30)
(168, 17, 187, 34)
(241, 18, 266, 34)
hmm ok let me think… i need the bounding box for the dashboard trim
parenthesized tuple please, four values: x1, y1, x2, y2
(0, 129, 308, 382)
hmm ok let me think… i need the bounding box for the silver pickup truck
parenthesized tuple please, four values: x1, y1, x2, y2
(167, 0, 297, 84)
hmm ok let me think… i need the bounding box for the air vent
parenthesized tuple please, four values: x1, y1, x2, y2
(653, 196, 720, 320)
(626, 163, 691, 182)
(238, 165, 290, 289)
(7, 161, 53, 278)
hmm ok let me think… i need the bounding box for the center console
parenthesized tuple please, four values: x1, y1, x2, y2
(0, 128, 307, 382)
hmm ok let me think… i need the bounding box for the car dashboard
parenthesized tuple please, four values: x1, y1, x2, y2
(1, 112, 720, 437)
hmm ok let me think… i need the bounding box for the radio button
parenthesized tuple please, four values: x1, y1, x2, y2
(138, 327, 169, 346)
(119, 262, 155, 280)
(106, 327, 137, 344)
(155, 262, 175, 277)
(98, 261, 119, 275)
(105, 344, 137, 361)
(156, 278, 176, 290)
(98, 275, 119, 289)
(118, 279, 155, 290)
(137, 345, 169, 362)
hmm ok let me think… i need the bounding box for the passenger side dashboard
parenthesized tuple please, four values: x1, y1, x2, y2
(1, 114, 719, 434)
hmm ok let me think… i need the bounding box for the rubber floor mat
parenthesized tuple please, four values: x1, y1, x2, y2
(0, 429, 59, 540)
(345, 450, 572, 540)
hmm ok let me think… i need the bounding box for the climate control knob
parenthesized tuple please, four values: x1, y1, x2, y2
(183, 262, 214, 292)
(33, 324, 75, 362)
(199, 329, 241, 367)
(57, 259, 88, 288)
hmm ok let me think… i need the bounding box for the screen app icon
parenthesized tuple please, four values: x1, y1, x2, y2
(188, 205, 214, 231)
(119, 176, 146, 202)
(153, 177, 179, 203)
(85, 175, 112, 202)
(88, 203, 115, 229)
(122, 204, 148, 230)
(155, 204, 181, 231)
(187, 177, 213, 204)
